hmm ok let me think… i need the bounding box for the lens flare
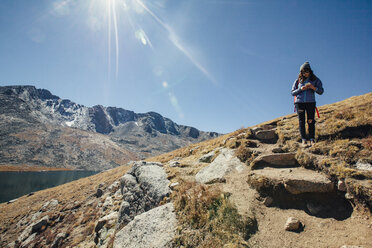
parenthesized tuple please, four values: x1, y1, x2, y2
(134, 0, 215, 84)
(48, 0, 215, 87)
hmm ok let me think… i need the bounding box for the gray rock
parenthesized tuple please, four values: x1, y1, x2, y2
(40, 201, 50, 211)
(199, 150, 216, 163)
(20, 233, 37, 248)
(169, 182, 179, 190)
(114, 203, 177, 248)
(355, 161, 372, 171)
(284, 217, 301, 231)
(118, 161, 170, 224)
(150, 161, 164, 167)
(134, 163, 170, 203)
(120, 174, 138, 195)
(114, 189, 121, 198)
(102, 196, 113, 211)
(195, 148, 245, 184)
(248, 167, 334, 194)
(47, 199, 59, 208)
(252, 153, 298, 169)
(7, 198, 18, 204)
(251, 127, 262, 134)
(118, 201, 132, 224)
(97, 212, 118, 231)
(31, 215, 49, 233)
(51, 233, 67, 248)
(108, 181, 120, 193)
(190, 146, 200, 154)
(31, 211, 42, 222)
(7, 242, 15, 248)
(255, 130, 277, 141)
(169, 161, 180, 167)
(95, 212, 118, 246)
(17, 226, 32, 243)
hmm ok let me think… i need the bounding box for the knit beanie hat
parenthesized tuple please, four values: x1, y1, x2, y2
(300, 61, 311, 71)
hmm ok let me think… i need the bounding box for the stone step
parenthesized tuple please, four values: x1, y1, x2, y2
(195, 148, 245, 184)
(247, 167, 334, 194)
(251, 125, 278, 144)
(251, 153, 298, 169)
(247, 167, 354, 220)
(254, 130, 278, 144)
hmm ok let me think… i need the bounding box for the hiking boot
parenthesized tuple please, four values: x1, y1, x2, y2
(310, 139, 316, 146)
(301, 140, 308, 148)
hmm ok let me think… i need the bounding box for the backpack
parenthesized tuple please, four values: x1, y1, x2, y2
(294, 80, 320, 118)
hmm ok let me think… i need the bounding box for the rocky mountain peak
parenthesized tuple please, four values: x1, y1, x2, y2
(0, 85, 219, 138)
(0, 85, 220, 170)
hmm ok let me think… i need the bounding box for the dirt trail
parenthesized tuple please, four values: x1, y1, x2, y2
(222, 135, 372, 248)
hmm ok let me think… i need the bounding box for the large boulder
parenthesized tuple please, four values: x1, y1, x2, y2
(199, 150, 216, 163)
(195, 148, 245, 184)
(251, 153, 298, 169)
(95, 212, 118, 247)
(118, 161, 170, 224)
(248, 167, 334, 194)
(114, 203, 177, 248)
(251, 125, 278, 143)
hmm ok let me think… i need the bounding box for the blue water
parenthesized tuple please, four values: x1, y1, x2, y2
(0, 170, 99, 203)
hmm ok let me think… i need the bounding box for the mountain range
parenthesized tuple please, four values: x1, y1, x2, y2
(0, 85, 219, 170)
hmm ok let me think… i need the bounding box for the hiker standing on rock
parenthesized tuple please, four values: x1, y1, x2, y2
(291, 62, 324, 147)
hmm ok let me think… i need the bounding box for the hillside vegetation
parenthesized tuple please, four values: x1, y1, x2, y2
(0, 92, 371, 247)
(151, 92, 372, 209)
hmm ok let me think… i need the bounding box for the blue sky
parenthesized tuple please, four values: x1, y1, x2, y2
(0, 0, 371, 133)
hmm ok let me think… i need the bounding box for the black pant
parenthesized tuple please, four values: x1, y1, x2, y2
(295, 102, 316, 140)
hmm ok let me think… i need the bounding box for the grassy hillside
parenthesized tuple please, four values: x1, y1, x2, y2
(150, 92, 372, 208)
(1, 92, 371, 247)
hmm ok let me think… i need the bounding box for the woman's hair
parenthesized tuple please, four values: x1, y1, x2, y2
(297, 69, 317, 83)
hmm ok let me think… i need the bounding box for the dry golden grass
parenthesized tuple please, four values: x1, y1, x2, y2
(172, 182, 257, 248)
(277, 93, 371, 177)
(1, 92, 371, 247)
(147, 128, 253, 164)
(0, 165, 130, 247)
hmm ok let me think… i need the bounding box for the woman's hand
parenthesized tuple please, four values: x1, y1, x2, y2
(307, 84, 316, 91)
(302, 83, 316, 91)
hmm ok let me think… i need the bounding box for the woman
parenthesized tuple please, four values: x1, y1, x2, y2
(291, 61, 324, 147)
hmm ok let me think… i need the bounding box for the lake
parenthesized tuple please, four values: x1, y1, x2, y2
(0, 170, 99, 203)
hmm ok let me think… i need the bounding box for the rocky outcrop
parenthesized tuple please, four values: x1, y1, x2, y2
(51, 233, 67, 248)
(199, 150, 217, 163)
(251, 153, 298, 169)
(196, 148, 245, 184)
(118, 161, 171, 224)
(113, 203, 177, 248)
(16, 215, 50, 247)
(248, 167, 334, 194)
(248, 166, 353, 219)
(95, 212, 119, 247)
